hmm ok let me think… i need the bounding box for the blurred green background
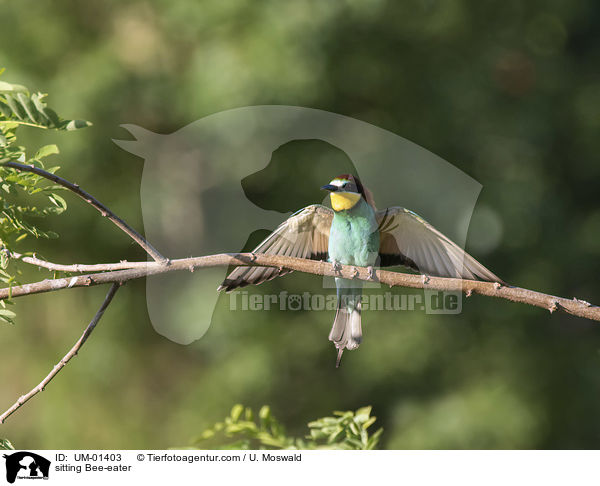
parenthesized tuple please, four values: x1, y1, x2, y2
(1, 0, 600, 449)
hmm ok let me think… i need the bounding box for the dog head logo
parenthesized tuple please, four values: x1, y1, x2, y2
(3, 451, 51, 483)
(114, 106, 480, 344)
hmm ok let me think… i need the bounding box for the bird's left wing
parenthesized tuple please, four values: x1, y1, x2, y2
(218, 204, 333, 292)
(376, 207, 503, 282)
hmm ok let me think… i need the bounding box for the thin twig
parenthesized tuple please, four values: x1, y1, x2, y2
(0, 160, 167, 263)
(1, 253, 599, 322)
(10, 252, 148, 272)
(0, 283, 121, 424)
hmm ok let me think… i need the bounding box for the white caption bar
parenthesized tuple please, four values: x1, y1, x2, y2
(2, 450, 598, 486)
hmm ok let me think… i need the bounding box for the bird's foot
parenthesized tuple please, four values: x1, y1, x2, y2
(422, 274, 430, 285)
(367, 265, 376, 281)
(335, 347, 344, 368)
(331, 260, 342, 274)
(351, 266, 359, 279)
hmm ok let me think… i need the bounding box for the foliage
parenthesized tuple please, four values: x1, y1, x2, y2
(0, 70, 90, 323)
(0, 438, 15, 450)
(187, 404, 382, 450)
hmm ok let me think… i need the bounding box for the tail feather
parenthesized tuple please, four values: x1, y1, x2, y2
(329, 293, 362, 367)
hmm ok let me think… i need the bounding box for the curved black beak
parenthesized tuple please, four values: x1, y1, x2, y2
(321, 184, 338, 192)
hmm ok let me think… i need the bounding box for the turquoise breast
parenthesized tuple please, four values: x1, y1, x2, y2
(328, 198, 379, 267)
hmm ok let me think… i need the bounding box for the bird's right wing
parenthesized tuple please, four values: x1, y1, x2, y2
(218, 204, 333, 292)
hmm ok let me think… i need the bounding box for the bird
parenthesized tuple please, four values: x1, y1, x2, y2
(218, 174, 502, 367)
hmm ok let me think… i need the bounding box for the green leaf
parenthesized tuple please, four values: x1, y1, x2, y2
(42, 107, 61, 127)
(4, 94, 26, 120)
(17, 92, 40, 123)
(355, 406, 372, 421)
(30, 94, 51, 123)
(0, 308, 16, 324)
(0, 81, 27, 93)
(48, 193, 67, 212)
(0, 438, 15, 450)
(35, 144, 59, 159)
(367, 428, 383, 450)
(362, 416, 377, 430)
(230, 404, 244, 422)
(327, 426, 345, 444)
(259, 405, 271, 422)
(64, 119, 93, 130)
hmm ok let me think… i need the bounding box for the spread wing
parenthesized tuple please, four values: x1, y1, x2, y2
(377, 207, 503, 282)
(218, 204, 333, 292)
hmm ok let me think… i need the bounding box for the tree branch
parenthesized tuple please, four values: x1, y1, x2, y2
(0, 283, 121, 424)
(10, 251, 148, 272)
(1, 253, 598, 322)
(1, 160, 167, 264)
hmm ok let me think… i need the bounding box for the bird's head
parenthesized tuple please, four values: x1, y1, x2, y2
(321, 174, 375, 211)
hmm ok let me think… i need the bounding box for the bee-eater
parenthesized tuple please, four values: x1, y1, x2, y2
(219, 174, 501, 367)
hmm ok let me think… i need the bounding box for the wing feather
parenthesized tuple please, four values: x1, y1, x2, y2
(376, 207, 503, 282)
(218, 204, 333, 292)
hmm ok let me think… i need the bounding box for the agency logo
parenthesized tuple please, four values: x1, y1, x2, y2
(3, 452, 50, 483)
(115, 105, 484, 345)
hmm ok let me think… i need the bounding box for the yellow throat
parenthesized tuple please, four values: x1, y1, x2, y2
(330, 192, 361, 211)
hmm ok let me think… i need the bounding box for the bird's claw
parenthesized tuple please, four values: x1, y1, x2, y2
(351, 267, 359, 278)
(331, 260, 342, 274)
(367, 265, 376, 281)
